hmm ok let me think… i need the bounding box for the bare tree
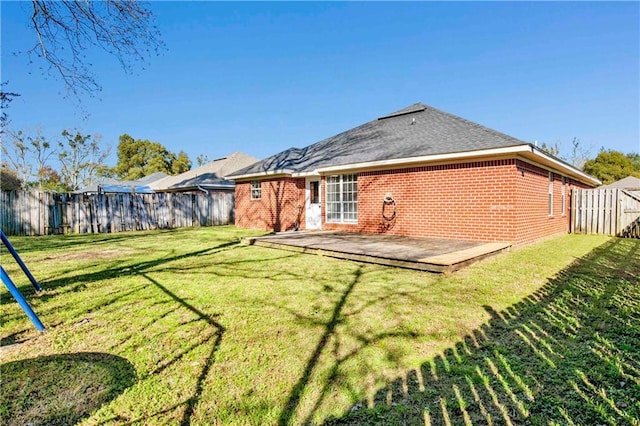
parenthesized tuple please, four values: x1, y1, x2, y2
(1, 128, 55, 188)
(1, 131, 33, 185)
(0, 82, 20, 133)
(196, 154, 210, 167)
(25, 1, 164, 99)
(58, 129, 111, 191)
(568, 137, 592, 169)
(539, 141, 561, 158)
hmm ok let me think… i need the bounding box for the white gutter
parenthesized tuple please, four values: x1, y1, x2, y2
(315, 145, 530, 174)
(231, 144, 600, 186)
(228, 169, 294, 180)
(525, 146, 601, 186)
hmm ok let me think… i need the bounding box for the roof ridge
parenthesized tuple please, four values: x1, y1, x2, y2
(377, 102, 427, 120)
(422, 103, 527, 146)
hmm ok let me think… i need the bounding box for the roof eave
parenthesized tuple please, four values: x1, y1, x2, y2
(315, 144, 599, 186)
(523, 147, 601, 186)
(229, 169, 295, 181)
(229, 145, 600, 186)
(155, 184, 236, 192)
(315, 145, 531, 174)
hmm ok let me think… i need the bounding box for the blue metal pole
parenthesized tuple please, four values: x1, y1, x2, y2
(1, 266, 45, 331)
(0, 230, 42, 292)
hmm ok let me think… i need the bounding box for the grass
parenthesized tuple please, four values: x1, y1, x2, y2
(0, 226, 638, 425)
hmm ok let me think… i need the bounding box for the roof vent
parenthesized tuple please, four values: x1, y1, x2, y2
(410, 118, 416, 125)
(378, 103, 427, 120)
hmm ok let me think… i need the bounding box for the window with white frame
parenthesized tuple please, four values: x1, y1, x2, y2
(251, 181, 261, 200)
(561, 176, 566, 216)
(326, 174, 357, 223)
(548, 172, 554, 216)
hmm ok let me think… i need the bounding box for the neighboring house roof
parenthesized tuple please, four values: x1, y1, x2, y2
(76, 172, 168, 194)
(599, 176, 640, 189)
(230, 102, 599, 186)
(136, 172, 170, 185)
(149, 152, 258, 192)
(0, 169, 21, 190)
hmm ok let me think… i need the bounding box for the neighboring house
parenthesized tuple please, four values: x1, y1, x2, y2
(600, 175, 640, 199)
(599, 175, 640, 190)
(229, 102, 600, 246)
(77, 172, 169, 194)
(149, 152, 258, 193)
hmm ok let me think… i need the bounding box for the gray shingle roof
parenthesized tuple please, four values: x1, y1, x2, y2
(149, 152, 258, 191)
(76, 172, 168, 194)
(230, 102, 529, 177)
(599, 175, 640, 189)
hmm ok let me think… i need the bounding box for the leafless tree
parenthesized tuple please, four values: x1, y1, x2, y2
(25, 0, 164, 98)
(568, 137, 592, 169)
(0, 82, 20, 133)
(1, 128, 55, 187)
(58, 129, 111, 190)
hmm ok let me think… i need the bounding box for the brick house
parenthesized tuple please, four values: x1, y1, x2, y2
(230, 103, 599, 246)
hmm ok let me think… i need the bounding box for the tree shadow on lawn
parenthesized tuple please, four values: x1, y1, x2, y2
(1, 239, 246, 425)
(2, 234, 306, 425)
(0, 239, 243, 324)
(320, 237, 640, 425)
(0, 352, 136, 426)
(0, 237, 242, 303)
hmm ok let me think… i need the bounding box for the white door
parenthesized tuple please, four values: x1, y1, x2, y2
(305, 177, 321, 230)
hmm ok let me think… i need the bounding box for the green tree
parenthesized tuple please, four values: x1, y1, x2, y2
(114, 134, 192, 180)
(582, 150, 640, 185)
(33, 166, 67, 192)
(172, 151, 192, 175)
(627, 152, 640, 171)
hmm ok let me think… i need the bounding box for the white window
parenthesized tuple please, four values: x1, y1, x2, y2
(561, 176, 566, 216)
(251, 181, 261, 200)
(326, 174, 357, 223)
(548, 172, 554, 216)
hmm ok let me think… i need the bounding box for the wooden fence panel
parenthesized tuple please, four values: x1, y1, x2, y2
(571, 188, 640, 237)
(0, 190, 235, 236)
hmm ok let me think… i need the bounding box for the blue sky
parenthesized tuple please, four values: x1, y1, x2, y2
(2, 1, 639, 169)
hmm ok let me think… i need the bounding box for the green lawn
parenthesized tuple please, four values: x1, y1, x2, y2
(1, 227, 638, 425)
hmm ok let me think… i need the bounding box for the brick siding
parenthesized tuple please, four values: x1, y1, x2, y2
(235, 158, 592, 245)
(322, 159, 519, 242)
(514, 160, 590, 245)
(235, 177, 305, 232)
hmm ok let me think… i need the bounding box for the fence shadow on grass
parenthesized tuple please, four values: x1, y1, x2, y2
(274, 264, 430, 426)
(0, 352, 136, 426)
(321, 237, 640, 425)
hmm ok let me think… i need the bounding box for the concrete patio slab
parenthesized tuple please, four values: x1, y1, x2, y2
(243, 232, 511, 273)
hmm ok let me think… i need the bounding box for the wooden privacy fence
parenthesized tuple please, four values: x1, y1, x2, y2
(0, 190, 234, 236)
(571, 188, 640, 238)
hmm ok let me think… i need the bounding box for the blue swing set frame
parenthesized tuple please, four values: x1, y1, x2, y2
(1, 230, 45, 331)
